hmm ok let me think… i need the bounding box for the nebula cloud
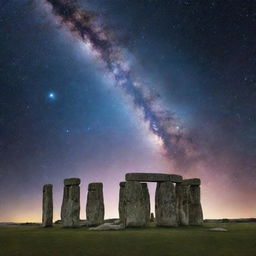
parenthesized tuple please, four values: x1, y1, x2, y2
(45, 0, 200, 170)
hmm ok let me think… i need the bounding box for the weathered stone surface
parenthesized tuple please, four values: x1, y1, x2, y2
(89, 223, 124, 231)
(42, 184, 53, 227)
(64, 178, 81, 186)
(155, 181, 177, 227)
(141, 183, 150, 224)
(61, 179, 80, 227)
(125, 173, 182, 183)
(118, 182, 126, 224)
(176, 183, 189, 225)
(124, 181, 146, 227)
(182, 178, 201, 186)
(169, 174, 183, 183)
(86, 183, 104, 226)
(189, 185, 203, 225)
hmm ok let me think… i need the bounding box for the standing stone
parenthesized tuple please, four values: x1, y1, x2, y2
(176, 183, 189, 225)
(61, 178, 80, 227)
(86, 183, 104, 226)
(141, 183, 150, 224)
(42, 184, 53, 227)
(155, 181, 177, 227)
(124, 181, 146, 227)
(189, 185, 203, 225)
(118, 182, 126, 224)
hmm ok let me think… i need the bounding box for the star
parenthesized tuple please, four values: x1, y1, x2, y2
(48, 91, 56, 100)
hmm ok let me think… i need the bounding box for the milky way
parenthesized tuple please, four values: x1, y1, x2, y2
(44, 0, 200, 169)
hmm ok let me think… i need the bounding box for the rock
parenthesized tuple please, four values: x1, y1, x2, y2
(124, 181, 146, 227)
(64, 178, 81, 186)
(182, 178, 201, 186)
(79, 219, 89, 227)
(150, 212, 155, 222)
(176, 183, 189, 225)
(61, 179, 80, 227)
(141, 183, 150, 224)
(89, 223, 124, 231)
(113, 219, 121, 225)
(189, 185, 203, 225)
(118, 182, 126, 224)
(155, 181, 177, 227)
(86, 183, 105, 226)
(208, 228, 228, 232)
(104, 218, 119, 224)
(42, 184, 53, 227)
(169, 174, 183, 183)
(125, 173, 182, 183)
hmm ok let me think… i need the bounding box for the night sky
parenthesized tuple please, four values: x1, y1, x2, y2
(0, 0, 256, 222)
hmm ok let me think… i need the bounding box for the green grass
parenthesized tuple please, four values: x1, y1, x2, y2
(0, 223, 256, 256)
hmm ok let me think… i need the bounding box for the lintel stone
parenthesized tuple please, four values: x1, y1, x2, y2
(64, 178, 81, 186)
(182, 178, 201, 186)
(125, 173, 182, 183)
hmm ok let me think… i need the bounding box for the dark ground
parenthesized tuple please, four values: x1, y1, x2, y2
(0, 222, 256, 256)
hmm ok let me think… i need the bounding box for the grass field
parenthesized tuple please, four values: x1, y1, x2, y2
(1, 223, 256, 256)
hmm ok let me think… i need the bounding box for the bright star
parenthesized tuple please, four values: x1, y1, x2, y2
(48, 91, 56, 100)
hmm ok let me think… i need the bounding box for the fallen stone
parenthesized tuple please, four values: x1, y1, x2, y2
(42, 184, 53, 227)
(86, 183, 105, 226)
(208, 228, 228, 232)
(155, 181, 177, 227)
(79, 219, 89, 227)
(104, 218, 120, 224)
(64, 178, 81, 186)
(182, 178, 201, 186)
(125, 173, 182, 183)
(124, 181, 146, 227)
(89, 223, 124, 231)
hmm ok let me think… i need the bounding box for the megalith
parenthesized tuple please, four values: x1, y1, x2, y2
(155, 181, 177, 226)
(175, 182, 189, 225)
(42, 184, 53, 227)
(86, 182, 105, 226)
(118, 182, 126, 224)
(141, 183, 150, 224)
(126, 173, 182, 183)
(188, 180, 203, 225)
(61, 178, 80, 227)
(124, 181, 146, 227)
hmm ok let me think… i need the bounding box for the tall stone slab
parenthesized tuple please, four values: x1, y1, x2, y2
(141, 183, 150, 224)
(61, 178, 80, 227)
(189, 185, 203, 225)
(118, 182, 126, 224)
(176, 183, 189, 225)
(155, 181, 177, 227)
(42, 184, 53, 227)
(124, 181, 146, 227)
(86, 183, 105, 226)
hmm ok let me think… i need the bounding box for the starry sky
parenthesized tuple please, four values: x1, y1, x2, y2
(0, 0, 255, 222)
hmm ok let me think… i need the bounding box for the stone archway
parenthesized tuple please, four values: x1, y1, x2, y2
(118, 173, 203, 227)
